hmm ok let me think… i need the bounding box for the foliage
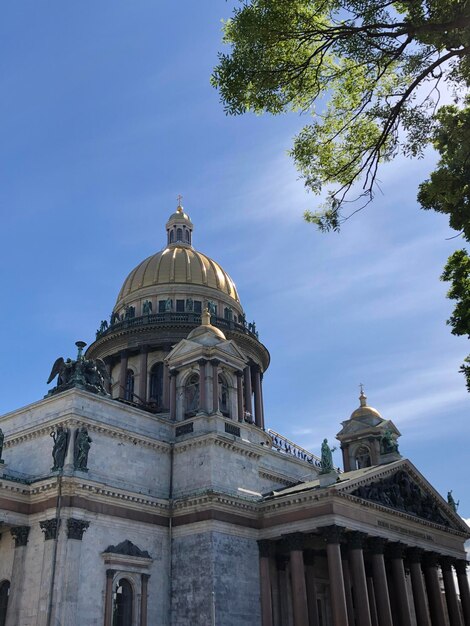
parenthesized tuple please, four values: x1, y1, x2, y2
(418, 101, 470, 239)
(441, 250, 470, 390)
(212, 0, 470, 230)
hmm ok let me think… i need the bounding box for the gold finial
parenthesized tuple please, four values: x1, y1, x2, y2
(176, 194, 183, 213)
(201, 307, 211, 326)
(359, 383, 367, 406)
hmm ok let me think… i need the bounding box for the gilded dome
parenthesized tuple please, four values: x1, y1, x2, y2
(350, 390, 382, 421)
(115, 246, 240, 307)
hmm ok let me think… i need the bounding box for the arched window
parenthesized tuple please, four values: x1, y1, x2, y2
(149, 362, 163, 406)
(176, 228, 183, 241)
(113, 578, 133, 626)
(185, 374, 199, 416)
(124, 370, 134, 401)
(185, 230, 190, 243)
(355, 446, 371, 469)
(169, 230, 175, 243)
(218, 375, 229, 416)
(0, 581, 10, 626)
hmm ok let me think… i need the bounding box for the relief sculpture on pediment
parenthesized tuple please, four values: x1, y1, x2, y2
(351, 470, 449, 526)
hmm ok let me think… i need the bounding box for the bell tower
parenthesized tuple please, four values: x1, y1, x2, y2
(336, 388, 401, 471)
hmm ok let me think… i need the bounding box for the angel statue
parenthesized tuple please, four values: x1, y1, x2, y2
(46, 342, 111, 397)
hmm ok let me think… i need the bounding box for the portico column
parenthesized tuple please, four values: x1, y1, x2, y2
(138, 346, 148, 403)
(387, 543, 413, 626)
(286, 534, 309, 626)
(244, 365, 253, 422)
(422, 553, 446, 626)
(455, 560, 470, 626)
(211, 360, 219, 413)
(258, 540, 274, 626)
(368, 538, 393, 626)
(277, 556, 291, 626)
(440, 558, 463, 626)
(118, 350, 128, 398)
(236, 371, 244, 422)
(341, 551, 355, 626)
(321, 526, 348, 626)
(6, 526, 30, 626)
(407, 548, 431, 626)
(347, 531, 372, 626)
(198, 359, 207, 413)
(103, 569, 115, 626)
(304, 552, 320, 626)
(140, 574, 150, 626)
(253, 365, 263, 428)
(169, 370, 178, 420)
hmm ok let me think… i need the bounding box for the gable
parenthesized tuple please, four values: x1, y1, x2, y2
(339, 462, 468, 533)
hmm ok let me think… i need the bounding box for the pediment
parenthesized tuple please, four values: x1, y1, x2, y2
(166, 337, 248, 367)
(337, 417, 400, 438)
(338, 460, 469, 534)
(103, 539, 151, 558)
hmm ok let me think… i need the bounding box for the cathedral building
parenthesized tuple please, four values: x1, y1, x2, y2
(0, 204, 469, 626)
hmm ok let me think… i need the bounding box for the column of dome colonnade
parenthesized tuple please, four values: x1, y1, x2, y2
(257, 527, 470, 626)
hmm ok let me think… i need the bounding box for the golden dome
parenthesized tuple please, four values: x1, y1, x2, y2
(350, 390, 382, 420)
(115, 244, 240, 308)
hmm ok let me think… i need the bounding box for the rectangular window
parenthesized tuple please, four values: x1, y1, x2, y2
(158, 301, 166, 313)
(176, 299, 185, 312)
(193, 301, 202, 314)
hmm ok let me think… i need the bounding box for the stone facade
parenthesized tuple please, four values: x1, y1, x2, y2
(1, 206, 469, 626)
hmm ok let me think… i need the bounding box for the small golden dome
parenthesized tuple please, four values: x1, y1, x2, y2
(350, 390, 382, 420)
(187, 308, 226, 344)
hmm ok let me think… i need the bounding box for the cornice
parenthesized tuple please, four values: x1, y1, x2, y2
(174, 433, 262, 459)
(172, 490, 259, 515)
(258, 468, 299, 487)
(4, 416, 171, 454)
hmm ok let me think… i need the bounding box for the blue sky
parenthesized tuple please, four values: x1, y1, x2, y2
(0, 2, 468, 518)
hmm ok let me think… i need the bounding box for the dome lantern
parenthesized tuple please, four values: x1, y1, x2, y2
(166, 196, 193, 247)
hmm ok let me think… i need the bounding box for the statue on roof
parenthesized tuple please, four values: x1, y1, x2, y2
(142, 300, 152, 315)
(381, 429, 399, 454)
(46, 342, 110, 397)
(320, 438, 336, 474)
(447, 490, 459, 513)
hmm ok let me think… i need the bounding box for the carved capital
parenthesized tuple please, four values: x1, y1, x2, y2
(407, 547, 424, 564)
(67, 518, 89, 540)
(282, 532, 305, 552)
(422, 551, 440, 569)
(210, 359, 220, 367)
(368, 537, 387, 555)
(455, 560, 469, 576)
(347, 531, 368, 550)
(235, 370, 243, 378)
(439, 556, 454, 572)
(169, 369, 179, 378)
(197, 359, 207, 367)
(141, 573, 151, 583)
(10, 526, 30, 547)
(387, 542, 407, 560)
(319, 525, 345, 545)
(106, 568, 116, 579)
(40, 518, 60, 541)
(258, 540, 276, 559)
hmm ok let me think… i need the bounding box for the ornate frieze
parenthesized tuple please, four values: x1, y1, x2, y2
(40, 518, 60, 540)
(67, 518, 90, 540)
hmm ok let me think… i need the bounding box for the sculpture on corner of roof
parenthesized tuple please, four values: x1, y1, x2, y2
(447, 490, 459, 513)
(381, 429, 399, 454)
(320, 438, 336, 474)
(46, 341, 110, 397)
